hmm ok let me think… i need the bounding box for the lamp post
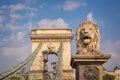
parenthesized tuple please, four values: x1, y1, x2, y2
(42, 50, 49, 80)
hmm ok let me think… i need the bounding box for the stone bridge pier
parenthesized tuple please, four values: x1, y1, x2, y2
(29, 28, 74, 80)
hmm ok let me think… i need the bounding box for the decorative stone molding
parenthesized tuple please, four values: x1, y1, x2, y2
(29, 34, 73, 42)
(29, 28, 74, 80)
(71, 53, 111, 68)
(47, 42, 56, 52)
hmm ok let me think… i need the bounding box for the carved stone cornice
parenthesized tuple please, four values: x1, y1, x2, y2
(71, 53, 111, 68)
(29, 34, 74, 42)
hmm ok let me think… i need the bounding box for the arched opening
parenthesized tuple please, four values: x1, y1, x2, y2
(48, 53, 58, 72)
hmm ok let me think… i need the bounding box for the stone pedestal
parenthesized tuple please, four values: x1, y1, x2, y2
(71, 52, 111, 80)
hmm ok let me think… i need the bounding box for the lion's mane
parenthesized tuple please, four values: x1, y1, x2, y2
(76, 20, 100, 53)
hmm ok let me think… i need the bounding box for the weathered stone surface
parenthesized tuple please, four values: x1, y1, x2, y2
(29, 28, 74, 80)
(76, 20, 100, 53)
(71, 20, 111, 80)
(71, 53, 111, 68)
(71, 53, 111, 80)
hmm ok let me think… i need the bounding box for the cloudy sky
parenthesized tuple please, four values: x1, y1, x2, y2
(0, 0, 120, 73)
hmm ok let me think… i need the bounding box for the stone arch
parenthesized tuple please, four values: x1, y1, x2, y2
(29, 28, 74, 80)
(48, 53, 58, 71)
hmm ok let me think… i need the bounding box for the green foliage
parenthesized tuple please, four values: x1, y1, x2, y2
(103, 74, 115, 80)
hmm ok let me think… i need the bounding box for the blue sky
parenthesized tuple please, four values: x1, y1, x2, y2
(0, 0, 120, 73)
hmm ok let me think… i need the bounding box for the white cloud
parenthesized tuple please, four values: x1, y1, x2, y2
(28, 11, 35, 17)
(0, 24, 3, 28)
(87, 12, 93, 21)
(16, 32, 26, 42)
(63, 0, 80, 11)
(0, 31, 31, 61)
(38, 18, 68, 28)
(1, 46, 31, 61)
(102, 40, 120, 53)
(103, 52, 120, 70)
(101, 40, 120, 70)
(9, 4, 26, 12)
(5, 21, 18, 31)
(0, 4, 37, 12)
(0, 21, 33, 46)
(0, 29, 28, 47)
(40, 5, 43, 8)
(26, 6, 37, 12)
(23, 22, 34, 30)
(0, 10, 4, 14)
(54, 0, 86, 11)
(0, 5, 7, 9)
(10, 13, 21, 19)
(86, 12, 97, 23)
(4, 15, 34, 32)
(0, 16, 4, 23)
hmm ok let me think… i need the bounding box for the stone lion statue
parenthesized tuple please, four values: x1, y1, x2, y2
(76, 20, 100, 53)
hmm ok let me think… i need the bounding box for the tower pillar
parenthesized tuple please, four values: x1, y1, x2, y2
(29, 28, 74, 80)
(71, 20, 111, 80)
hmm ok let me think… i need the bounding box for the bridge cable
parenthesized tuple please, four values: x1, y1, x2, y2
(0, 43, 42, 80)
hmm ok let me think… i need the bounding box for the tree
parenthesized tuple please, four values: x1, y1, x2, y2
(103, 74, 115, 80)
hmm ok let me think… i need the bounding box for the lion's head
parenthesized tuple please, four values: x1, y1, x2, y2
(76, 20, 100, 53)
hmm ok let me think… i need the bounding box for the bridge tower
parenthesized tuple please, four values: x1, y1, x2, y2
(29, 28, 74, 80)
